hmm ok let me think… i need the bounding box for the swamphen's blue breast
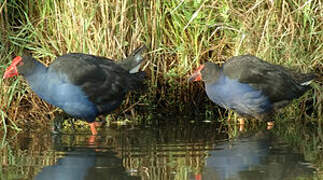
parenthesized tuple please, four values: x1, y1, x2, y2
(30, 68, 99, 122)
(189, 55, 315, 122)
(205, 74, 272, 116)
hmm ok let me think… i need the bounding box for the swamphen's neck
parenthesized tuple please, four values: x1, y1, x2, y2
(23, 60, 50, 101)
(24, 60, 47, 83)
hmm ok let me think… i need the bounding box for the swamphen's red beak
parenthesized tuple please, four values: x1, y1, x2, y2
(188, 64, 204, 82)
(3, 56, 23, 79)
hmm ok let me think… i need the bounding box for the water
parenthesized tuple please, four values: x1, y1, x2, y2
(0, 122, 317, 180)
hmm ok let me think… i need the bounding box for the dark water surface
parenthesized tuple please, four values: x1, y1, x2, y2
(0, 121, 318, 180)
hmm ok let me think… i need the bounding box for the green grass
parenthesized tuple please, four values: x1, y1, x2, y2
(0, 1, 322, 137)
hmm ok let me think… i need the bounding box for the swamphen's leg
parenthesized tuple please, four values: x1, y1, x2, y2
(88, 120, 106, 135)
(89, 122, 98, 135)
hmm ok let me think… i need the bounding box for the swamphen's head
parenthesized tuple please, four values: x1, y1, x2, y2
(3, 56, 36, 79)
(189, 62, 221, 83)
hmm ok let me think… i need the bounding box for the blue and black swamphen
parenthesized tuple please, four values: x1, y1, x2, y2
(3, 45, 146, 135)
(189, 55, 315, 128)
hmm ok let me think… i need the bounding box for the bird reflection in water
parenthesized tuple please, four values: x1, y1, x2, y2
(191, 130, 314, 180)
(34, 134, 140, 180)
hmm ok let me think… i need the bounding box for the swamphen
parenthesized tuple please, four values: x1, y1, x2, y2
(3, 45, 146, 135)
(189, 55, 315, 127)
